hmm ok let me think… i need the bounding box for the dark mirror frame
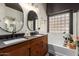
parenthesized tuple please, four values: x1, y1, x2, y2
(27, 10, 38, 31)
(0, 3, 24, 34)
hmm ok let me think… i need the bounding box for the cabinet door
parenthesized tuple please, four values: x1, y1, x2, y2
(30, 38, 42, 56)
(30, 35, 48, 56)
(30, 46, 41, 56)
(41, 35, 48, 55)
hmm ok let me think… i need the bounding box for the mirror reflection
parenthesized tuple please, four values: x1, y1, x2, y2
(0, 3, 24, 33)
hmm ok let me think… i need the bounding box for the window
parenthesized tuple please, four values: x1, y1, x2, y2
(49, 13, 70, 33)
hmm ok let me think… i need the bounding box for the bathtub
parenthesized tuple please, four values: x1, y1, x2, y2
(48, 44, 76, 56)
(48, 33, 76, 56)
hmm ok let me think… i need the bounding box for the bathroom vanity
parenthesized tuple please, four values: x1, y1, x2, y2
(0, 34, 48, 56)
(0, 3, 48, 56)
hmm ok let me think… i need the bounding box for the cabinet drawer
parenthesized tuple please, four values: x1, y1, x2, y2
(30, 39, 43, 46)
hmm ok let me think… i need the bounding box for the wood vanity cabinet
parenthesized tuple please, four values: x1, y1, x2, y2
(0, 35, 48, 56)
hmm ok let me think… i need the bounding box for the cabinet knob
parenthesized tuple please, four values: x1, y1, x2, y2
(0, 53, 9, 56)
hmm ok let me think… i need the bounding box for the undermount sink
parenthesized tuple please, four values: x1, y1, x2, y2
(34, 34, 43, 37)
(3, 38, 27, 44)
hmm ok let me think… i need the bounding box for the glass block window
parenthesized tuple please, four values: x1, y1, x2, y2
(49, 13, 70, 33)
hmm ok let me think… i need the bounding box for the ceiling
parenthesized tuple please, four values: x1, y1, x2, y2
(47, 3, 79, 15)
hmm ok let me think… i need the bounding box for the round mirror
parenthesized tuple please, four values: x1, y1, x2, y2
(0, 3, 24, 33)
(27, 11, 38, 31)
